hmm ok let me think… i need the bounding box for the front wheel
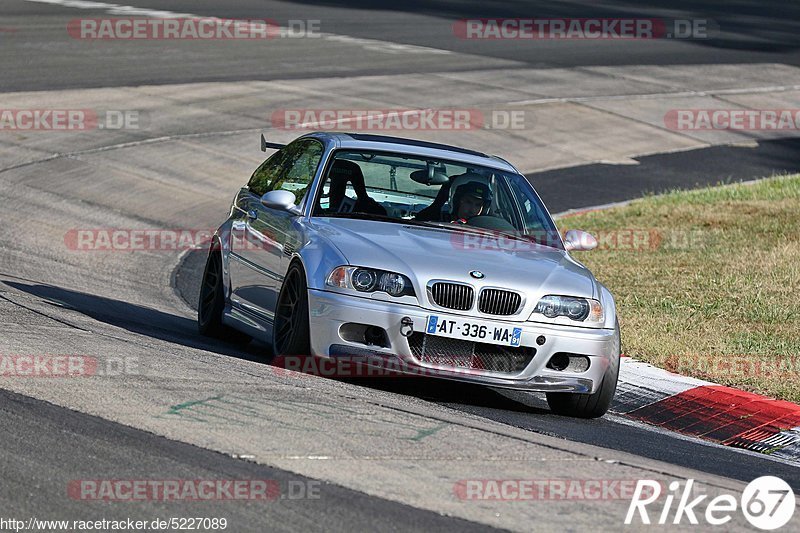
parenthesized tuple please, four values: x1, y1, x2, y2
(545, 322, 620, 418)
(272, 262, 311, 357)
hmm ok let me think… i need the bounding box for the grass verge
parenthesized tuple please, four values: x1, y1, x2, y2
(565, 174, 800, 403)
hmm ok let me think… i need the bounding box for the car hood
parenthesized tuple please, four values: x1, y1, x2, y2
(311, 218, 597, 300)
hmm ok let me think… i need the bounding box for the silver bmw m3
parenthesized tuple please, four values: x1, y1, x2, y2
(198, 132, 620, 418)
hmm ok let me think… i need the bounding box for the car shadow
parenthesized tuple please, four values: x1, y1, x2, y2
(3, 279, 547, 414)
(340, 376, 551, 415)
(2, 280, 269, 364)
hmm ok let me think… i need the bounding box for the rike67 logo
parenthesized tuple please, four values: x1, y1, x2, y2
(626, 476, 796, 530)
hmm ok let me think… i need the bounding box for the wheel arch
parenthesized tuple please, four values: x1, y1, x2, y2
(293, 236, 347, 291)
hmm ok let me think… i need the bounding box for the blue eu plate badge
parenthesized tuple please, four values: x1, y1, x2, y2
(511, 327, 522, 347)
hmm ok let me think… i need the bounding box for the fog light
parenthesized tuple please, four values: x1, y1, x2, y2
(547, 353, 569, 371)
(547, 353, 591, 373)
(365, 326, 387, 347)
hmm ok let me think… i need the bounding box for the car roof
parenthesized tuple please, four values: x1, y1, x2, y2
(302, 132, 519, 174)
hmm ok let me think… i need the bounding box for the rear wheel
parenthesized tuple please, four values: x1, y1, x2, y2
(272, 262, 311, 357)
(546, 321, 620, 418)
(197, 244, 250, 344)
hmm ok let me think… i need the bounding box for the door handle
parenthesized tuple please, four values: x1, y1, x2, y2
(247, 210, 258, 220)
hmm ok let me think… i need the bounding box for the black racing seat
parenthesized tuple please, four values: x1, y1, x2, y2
(327, 160, 387, 216)
(414, 180, 451, 222)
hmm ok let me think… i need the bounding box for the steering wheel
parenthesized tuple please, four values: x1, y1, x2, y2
(465, 215, 517, 232)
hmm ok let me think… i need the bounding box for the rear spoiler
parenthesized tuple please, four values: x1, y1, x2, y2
(261, 134, 285, 152)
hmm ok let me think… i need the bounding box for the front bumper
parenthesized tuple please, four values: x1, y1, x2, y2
(307, 289, 619, 393)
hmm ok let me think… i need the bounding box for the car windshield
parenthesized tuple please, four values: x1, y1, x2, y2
(311, 149, 562, 248)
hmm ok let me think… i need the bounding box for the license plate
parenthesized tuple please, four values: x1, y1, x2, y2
(426, 315, 522, 347)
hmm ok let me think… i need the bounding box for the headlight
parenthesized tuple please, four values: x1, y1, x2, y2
(378, 272, 407, 296)
(352, 268, 378, 292)
(326, 266, 415, 297)
(530, 295, 604, 325)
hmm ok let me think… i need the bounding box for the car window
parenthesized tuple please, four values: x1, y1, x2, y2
(248, 139, 324, 202)
(492, 175, 523, 229)
(505, 176, 548, 232)
(313, 152, 457, 219)
(309, 150, 561, 248)
(248, 151, 285, 197)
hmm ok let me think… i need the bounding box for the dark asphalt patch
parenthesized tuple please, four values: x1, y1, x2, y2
(527, 137, 800, 213)
(0, 388, 501, 533)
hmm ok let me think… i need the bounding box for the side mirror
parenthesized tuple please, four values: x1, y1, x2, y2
(261, 190, 302, 215)
(563, 229, 597, 252)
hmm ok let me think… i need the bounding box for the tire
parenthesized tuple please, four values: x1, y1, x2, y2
(545, 321, 620, 418)
(272, 262, 311, 357)
(197, 244, 250, 344)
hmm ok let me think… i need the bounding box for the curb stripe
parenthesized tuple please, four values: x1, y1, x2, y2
(624, 384, 800, 455)
(613, 358, 710, 414)
(617, 359, 800, 463)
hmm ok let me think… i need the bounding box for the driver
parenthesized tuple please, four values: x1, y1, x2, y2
(451, 180, 492, 223)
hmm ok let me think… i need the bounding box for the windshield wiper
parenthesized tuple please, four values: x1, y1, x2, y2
(322, 213, 494, 234)
(414, 221, 491, 235)
(321, 212, 418, 224)
(417, 221, 526, 240)
(417, 221, 563, 249)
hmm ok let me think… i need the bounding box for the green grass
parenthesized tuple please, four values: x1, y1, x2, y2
(564, 174, 800, 403)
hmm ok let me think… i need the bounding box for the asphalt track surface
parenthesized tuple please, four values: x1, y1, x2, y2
(0, 389, 495, 533)
(2, 0, 800, 91)
(2, 1, 800, 531)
